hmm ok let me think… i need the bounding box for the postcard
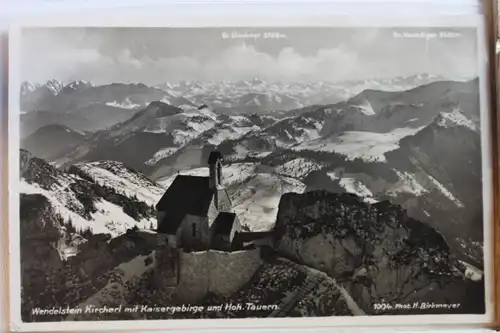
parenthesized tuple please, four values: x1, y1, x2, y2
(7, 13, 494, 331)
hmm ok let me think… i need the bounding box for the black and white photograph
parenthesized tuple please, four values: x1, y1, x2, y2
(8, 17, 494, 331)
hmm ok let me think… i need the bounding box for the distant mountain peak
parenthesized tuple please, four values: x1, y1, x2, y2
(21, 124, 87, 161)
(45, 79, 63, 95)
(20, 79, 63, 96)
(146, 100, 182, 114)
(21, 81, 40, 94)
(32, 123, 75, 133)
(64, 80, 94, 91)
(435, 107, 477, 132)
(123, 101, 184, 128)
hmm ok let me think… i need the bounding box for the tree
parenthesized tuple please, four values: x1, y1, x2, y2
(123, 202, 139, 220)
(66, 217, 76, 234)
(79, 227, 93, 240)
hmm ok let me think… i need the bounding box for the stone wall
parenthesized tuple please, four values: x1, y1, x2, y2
(175, 251, 210, 302)
(174, 248, 262, 303)
(208, 248, 261, 297)
(154, 247, 179, 289)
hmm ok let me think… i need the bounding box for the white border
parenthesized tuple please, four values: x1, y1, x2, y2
(7, 12, 494, 332)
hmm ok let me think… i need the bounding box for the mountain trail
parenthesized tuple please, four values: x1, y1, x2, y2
(275, 257, 365, 316)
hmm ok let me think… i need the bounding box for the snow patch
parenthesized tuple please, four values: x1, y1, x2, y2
(160, 96, 171, 105)
(388, 170, 428, 196)
(427, 175, 464, 207)
(458, 260, 483, 282)
(294, 127, 423, 162)
(92, 200, 155, 236)
(327, 172, 373, 198)
(352, 98, 375, 116)
(145, 147, 179, 165)
(207, 126, 257, 145)
(105, 98, 140, 109)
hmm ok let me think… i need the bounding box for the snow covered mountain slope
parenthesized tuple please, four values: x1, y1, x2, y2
(48, 79, 479, 180)
(229, 172, 306, 231)
(20, 149, 160, 237)
(210, 79, 479, 164)
(21, 79, 64, 112)
(57, 102, 192, 171)
(293, 79, 479, 159)
(20, 74, 447, 135)
(381, 108, 484, 264)
(20, 81, 197, 135)
(33, 78, 482, 261)
(132, 113, 274, 179)
(293, 126, 423, 162)
(152, 101, 482, 244)
(154, 74, 448, 115)
(57, 103, 246, 177)
(21, 81, 181, 113)
(73, 161, 165, 207)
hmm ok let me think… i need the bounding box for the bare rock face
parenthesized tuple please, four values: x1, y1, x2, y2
(20, 194, 64, 273)
(274, 191, 481, 314)
(20, 149, 65, 190)
(20, 194, 66, 321)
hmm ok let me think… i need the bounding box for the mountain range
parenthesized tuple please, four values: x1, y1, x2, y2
(18, 75, 486, 320)
(20, 74, 449, 137)
(22, 77, 483, 266)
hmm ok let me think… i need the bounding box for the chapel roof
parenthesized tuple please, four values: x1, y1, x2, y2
(156, 175, 214, 234)
(213, 212, 237, 236)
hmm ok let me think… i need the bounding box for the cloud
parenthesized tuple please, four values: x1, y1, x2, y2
(164, 44, 362, 83)
(22, 42, 364, 84)
(19, 27, 478, 85)
(21, 43, 103, 83)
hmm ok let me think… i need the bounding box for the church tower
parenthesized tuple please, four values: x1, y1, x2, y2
(208, 151, 223, 190)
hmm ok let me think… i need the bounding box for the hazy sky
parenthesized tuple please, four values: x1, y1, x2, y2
(20, 27, 478, 85)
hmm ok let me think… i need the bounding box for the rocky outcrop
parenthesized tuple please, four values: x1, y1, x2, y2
(274, 191, 479, 314)
(21, 224, 160, 322)
(20, 149, 64, 189)
(20, 194, 70, 322)
(20, 194, 64, 273)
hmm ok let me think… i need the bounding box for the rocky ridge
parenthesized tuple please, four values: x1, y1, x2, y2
(274, 191, 485, 314)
